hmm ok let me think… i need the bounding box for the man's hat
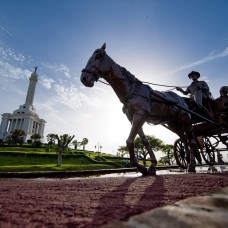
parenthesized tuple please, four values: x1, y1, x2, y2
(188, 71, 200, 79)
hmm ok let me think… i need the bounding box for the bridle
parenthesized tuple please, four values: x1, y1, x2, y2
(81, 49, 106, 82)
(81, 68, 100, 82)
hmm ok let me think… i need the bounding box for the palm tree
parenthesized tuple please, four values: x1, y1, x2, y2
(80, 138, 88, 150)
(72, 139, 78, 150)
(55, 134, 75, 166)
(46, 133, 56, 148)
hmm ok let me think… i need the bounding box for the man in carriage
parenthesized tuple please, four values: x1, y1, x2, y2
(175, 71, 219, 121)
(176, 71, 212, 106)
(216, 86, 228, 123)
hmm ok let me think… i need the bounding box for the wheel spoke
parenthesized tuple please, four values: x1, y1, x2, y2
(201, 137, 215, 165)
(174, 138, 187, 169)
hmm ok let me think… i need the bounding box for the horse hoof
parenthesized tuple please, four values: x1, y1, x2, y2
(136, 163, 148, 176)
(208, 166, 218, 173)
(187, 164, 196, 173)
(148, 165, 156, 175)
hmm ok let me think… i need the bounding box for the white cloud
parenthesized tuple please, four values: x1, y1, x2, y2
(54, 84, 84, 110)
(52, 82, 106, 111)
(40, 75, 55, 89)
(0, 60, 31, 80)
(165, 46, 228, 76)
(42, 62, 72, 78)
(0, 47, 25, 62)
(58, 64, 71, 78)
(0, 25, 12, 37)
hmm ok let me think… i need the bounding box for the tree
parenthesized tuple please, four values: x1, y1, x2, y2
(55, 134, 75, 166)
(118, 135, 165, 165)
(46, 133, 56, 148)
(158, 156, 171, 165)
(135, 135, 164, 166)
(80, 138, 88, 150)
(7, 129, 26, 145)
(30, 133, 41, 147)
(72, 139, 78, 150)
(159, 144, 174, 165)
(0, 139, 4, 145)
(27, 139, 32, 144)
(117, 145, 129, 157)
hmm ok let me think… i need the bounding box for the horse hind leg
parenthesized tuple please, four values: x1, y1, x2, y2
(180, 114, 197, 173)
(126, 112, 148, 176)
(168, 116, 196, 173)
(186, 134, 197, 173)
(138, 128, 157, 175)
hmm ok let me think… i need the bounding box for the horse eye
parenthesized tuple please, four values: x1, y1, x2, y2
(95, 53, 102, 59)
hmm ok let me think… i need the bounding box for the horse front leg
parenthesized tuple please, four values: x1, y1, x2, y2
(126, 112, 148, 175)
(138, 128, 157, 175)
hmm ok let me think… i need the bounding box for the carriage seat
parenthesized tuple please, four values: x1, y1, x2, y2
(183, 97, 218, 122)
(216, 96, 228, 123)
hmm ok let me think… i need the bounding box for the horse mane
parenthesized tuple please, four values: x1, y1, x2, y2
(117, 64, 140, 82)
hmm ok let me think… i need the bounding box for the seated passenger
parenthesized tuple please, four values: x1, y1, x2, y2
(176, 71, 212, 106)
(216, 86, 228, 122)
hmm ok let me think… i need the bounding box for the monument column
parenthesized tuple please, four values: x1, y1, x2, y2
(25, 67, 38, 105)
(0, 66, 46, 142)
(0, 114, 11, 139)
(39, 119, 46, 140)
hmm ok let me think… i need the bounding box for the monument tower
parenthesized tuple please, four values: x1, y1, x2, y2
(0, 67, 46, 142)
(25, 66, 38, 106)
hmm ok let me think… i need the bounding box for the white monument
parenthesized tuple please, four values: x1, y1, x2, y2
(0, 67, 46, 142)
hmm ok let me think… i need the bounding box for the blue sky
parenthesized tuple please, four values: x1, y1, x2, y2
(0, 0, 228, 156)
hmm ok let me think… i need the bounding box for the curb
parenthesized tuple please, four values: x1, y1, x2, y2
(0, 165, 180, 178)
(0, 168, 137, 178)
(101, 187, 228, 227)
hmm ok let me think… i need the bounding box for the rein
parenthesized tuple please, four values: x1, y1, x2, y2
(98, 79, 110, 86)
(98, 77, 187, 89)
(98, 76, 217, 125)
(142, 81, 187, 89)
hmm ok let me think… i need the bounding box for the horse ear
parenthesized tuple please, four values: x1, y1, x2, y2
(101, 43, 106, 51)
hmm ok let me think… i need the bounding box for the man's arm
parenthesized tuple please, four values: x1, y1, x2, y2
(176, 87, 189, 95)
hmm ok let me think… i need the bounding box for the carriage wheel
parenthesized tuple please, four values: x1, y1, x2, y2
(174, 138, 188, 169)
(201, 137, 215, 166)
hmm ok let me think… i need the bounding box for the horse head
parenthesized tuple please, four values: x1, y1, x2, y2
(81, 43, 108, 87)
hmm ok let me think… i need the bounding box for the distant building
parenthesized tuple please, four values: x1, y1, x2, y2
(0, 67, 46, 142)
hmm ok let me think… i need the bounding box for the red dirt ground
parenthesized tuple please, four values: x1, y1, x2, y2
(0, 173, 228, 227)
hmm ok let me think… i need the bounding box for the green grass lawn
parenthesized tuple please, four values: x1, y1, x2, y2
(0, 147, 164, 172)
(0, 155, 120, 172)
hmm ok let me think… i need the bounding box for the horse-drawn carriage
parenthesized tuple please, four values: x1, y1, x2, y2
(81, 43, 227, 175)
(173, 97, 228, 169)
